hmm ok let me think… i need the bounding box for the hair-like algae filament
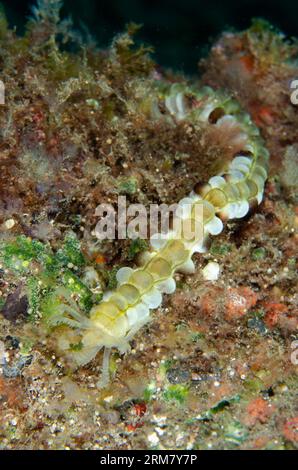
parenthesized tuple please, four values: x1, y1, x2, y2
(52, 84, 269, 387)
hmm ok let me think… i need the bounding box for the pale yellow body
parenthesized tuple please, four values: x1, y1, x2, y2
(54, 84, 269, 387)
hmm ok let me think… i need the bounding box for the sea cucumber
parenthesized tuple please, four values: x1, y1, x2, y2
(51, 83, 269, 387)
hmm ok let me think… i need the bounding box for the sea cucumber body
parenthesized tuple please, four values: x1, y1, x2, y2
(56, 84, 269, 383)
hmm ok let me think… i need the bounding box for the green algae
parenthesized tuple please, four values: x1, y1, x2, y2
(55, 232, 86, 269)
(0, 236, 48, 274)
(106, 266, 119, 290)
(27, 277, 44, 321)
(0, 232, 94, 322)
(163, 384, 189, 404)
(69, 340, 83, 352)
(143, 381, 156, 402)
(190, 331, 205, 342)
(128, 238, 148, 260)
(247, 18, 298, 63)
(224, 421, 248, 445)
(117, 177, 138, 196)
(210, 242, 232, 256)
(251, 247, 267, 260)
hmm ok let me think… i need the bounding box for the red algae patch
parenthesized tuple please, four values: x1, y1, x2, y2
(244, 398, 275, 427)
(225, 287, 258, 321)
(263, 302, 288, 329)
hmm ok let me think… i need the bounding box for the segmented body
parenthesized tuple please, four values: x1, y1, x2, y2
(54, 84, 269, 387)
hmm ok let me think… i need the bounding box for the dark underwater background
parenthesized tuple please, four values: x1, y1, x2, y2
(2, 0, 298, 73)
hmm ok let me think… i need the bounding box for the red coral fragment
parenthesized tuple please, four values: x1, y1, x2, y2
(263, 302, 288, 328)
(134, 402, 147, 418)
(251, 105, 275, 127)
(244, 397, 274, 426)
(0, 377, 27, 411)
(239, 54, 255, 73)
(126, 422, 144, 432)
(225, 287, 258, 321)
